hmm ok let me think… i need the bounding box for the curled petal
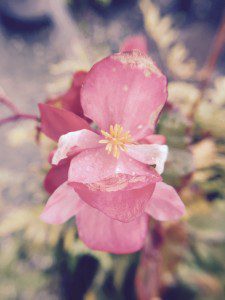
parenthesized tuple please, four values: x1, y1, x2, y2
(71, 182, 155, 222)
(52, 129, 101, 165)
(44, 158, 70, 194)
(40, 182, 84, 224)
(120, 35, 148, 54)
(68, 148, 161, 191)
(127, 144, 168, 174)
(81, 51, 167, 140)
(39, 103, 90, 141)
(76, 204, 148, 254)
(145, 182, 186, 221)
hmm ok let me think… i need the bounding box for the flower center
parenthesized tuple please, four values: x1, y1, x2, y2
(99, 124, 133, 159)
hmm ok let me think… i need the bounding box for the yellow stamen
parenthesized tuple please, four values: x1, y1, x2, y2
(99, 124, 133, 159)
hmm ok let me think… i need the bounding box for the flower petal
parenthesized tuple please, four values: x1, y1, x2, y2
(72, 182, 155, 222)
(120, 35, 148, 54)
(44, 158, 70, 194)
(40, 182, 84, 224)
(140, 134, 166, 145)
(127, 144, 168, 174)
(52, 129, 101, 165)
(39, 103, 90, 141)
(62, 71, 87, 116)
(76, 204, 148, 254)
(68, 148, 161, 191)
(145, 182, 186, 221)
(81, 51, 167, 139)
(46, 71, 87, 117)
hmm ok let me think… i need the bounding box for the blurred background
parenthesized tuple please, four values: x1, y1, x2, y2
(0, 0, 225, 299)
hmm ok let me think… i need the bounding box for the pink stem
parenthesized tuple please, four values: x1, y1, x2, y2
(199, 11, 225, 88)
(0, 92, 39, 127)
(135, 221, 164, 300)
(0, 95, 20, 114)
(0, 113, 39, 126)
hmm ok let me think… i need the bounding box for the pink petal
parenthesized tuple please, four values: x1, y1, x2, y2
(76, 204, 148, 254)
(145, 182, 186, 221)
(140, 134, 166, 145)
(39, 103, 90, 141)
(40, 182, 84, 224)
(44, 158, 70, 194)
(120, 35, 148, 54)
(81, 51, 167, 140)
(68, 148, 161, 191)
(46, 71, 87, 117)
(127, 144, 168, 174)
(62, 71, 87, 116)
(72, 182, 155, 222)
(52, 129, 101, 165)
(47, 150, 56, 164)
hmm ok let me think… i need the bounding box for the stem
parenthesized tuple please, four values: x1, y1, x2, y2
(0, 95, 20, 114)
(135, 221, 164, 300)
(0, 113, 39, 126)
(187, 12, 225, 132)
(199, 11, 225, 89)
(0, 91, 39, 127)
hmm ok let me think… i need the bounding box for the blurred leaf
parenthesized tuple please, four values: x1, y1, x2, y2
(158, 109, 191, 148)
(177, 266, 223, 298)
(0, 208, 35, 236)
(167, 43, 196, 80)
(196, 77, 225, 138)
(163, 148, 194, 187)
(140, 0, 178, 49)
(168, 81, 201, 117)
(191, 139, 217, 169)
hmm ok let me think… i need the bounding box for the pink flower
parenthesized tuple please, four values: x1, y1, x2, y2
(39, 51, 185, 254)
(45, 35, 148, 119)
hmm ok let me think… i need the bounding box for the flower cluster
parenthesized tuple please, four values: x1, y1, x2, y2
(39, 46, 185, 254)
